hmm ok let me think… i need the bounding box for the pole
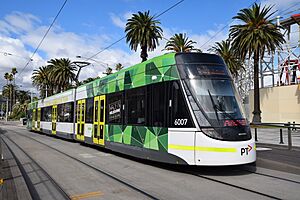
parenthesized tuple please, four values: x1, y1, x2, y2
(287, 122, 292, 150)
(73, 88, 77, 139)
(279, 129, 284, 144)
(5, 97, 8, 122)
(254, 128, 258, 142)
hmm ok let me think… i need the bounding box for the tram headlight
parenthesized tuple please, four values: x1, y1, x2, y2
(201, 128, 223, 140)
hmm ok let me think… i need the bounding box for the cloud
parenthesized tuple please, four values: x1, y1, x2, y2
(0, 11, 40, 35)
(0, 10, 231, 95)
(110, 11, 133, 29)
(110, 13, 126, 29)
(261, 0, 300, 14)
(0, 11, 142, 93)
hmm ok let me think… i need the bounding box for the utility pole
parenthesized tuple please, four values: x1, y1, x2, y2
(5, 96, 8, 122)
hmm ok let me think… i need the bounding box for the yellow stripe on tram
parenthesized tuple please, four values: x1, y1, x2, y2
(168, 144, 237, 153)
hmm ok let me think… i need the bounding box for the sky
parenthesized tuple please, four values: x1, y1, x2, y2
(0, 0, 299, 94)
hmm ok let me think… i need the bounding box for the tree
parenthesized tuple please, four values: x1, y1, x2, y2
(229, 3, 285, 123)
(4, 73, 10, 85)
(209, 40, 243, 78)
(115, 63, 123, 71)
(47, 58, 77, 92)
(80, 77, 98, 85)
(3, 73, 13, 113)
(32, 65, 54, 98)
(125, 11, 163, 62)
(11, 67, 18, 106)
(17, 90, 31, 104)
(164, 33, 200, 52)
(103, 67, 113, 75)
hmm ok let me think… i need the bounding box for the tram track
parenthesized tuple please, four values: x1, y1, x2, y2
(6, 127, 300, 200)
(3, 129, 160, 200)
(0, 131, 71, 200)
(239, 167, 300, 185)
(187, 172, 281, 200)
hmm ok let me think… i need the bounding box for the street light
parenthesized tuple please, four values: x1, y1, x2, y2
(1, 51, 33, 61)
(72, 61, 91, 86)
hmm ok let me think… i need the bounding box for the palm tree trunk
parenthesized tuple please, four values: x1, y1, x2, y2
(252, 50, 262, 123)
(140, 45, 148, 62)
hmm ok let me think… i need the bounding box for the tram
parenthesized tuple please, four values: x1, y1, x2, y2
(27, 52, 256, 166)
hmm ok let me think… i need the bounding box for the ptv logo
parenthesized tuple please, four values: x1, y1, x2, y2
(241, 145, 253, 156)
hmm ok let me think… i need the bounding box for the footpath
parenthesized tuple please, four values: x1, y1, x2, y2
(252, 127, 300, 148)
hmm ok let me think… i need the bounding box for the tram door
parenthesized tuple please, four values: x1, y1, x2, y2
(93, 95, 105, 145)
(37, 108, 41, 131)
(52, 105, 57, 135)
(76, 99, 85, 141)
(32, 109, 36, 131)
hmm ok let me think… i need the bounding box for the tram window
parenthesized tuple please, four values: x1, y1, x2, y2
(57, 103, 74, 123)
(27, 110, 33, 120)
(169, 81, 194, 127)
(148, 83, 167, 127)
(125, 87, 146, 125)
(41, 106, 52, 122)
(85, 98, 94, 123)
(57, 104, 63, 122)
(107, 92, 123, 124)
(64, 103, 74, 122)
(100, 100, 104, 122)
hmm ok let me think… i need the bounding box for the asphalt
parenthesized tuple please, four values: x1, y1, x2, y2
(1, 121, 300, 200)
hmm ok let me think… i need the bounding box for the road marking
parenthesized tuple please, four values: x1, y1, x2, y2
(70, 191, 103, 200)
(79, 153, 96, 158)
(256, 147, 272, 151)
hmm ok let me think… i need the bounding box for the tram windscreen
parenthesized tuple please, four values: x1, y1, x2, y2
(190, 79, 243, 120)
(176, 54, 251, 141)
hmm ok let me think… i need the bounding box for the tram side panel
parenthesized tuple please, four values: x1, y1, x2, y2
(195, 132, 256, 166)
(37, 89, 75, 138)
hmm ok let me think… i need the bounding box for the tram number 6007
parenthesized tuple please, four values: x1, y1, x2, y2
(174, 119, 188, 126)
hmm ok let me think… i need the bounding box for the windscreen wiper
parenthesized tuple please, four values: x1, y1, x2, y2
(207, 89, 221, 125)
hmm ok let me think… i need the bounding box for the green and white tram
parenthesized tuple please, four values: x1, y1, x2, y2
(27, 52, 256, 166)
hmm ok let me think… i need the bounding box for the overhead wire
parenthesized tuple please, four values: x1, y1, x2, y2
(84, 0, 185, 62)
(199, 0, 259, 49)
(17, 0, 68, 79)
(276, 2, 300, 17)
(199, 0, 300, 50)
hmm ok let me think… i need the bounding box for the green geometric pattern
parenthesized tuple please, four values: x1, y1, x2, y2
(106, 124, 168, 152)
(28, 53, 176, 152)
(78, 53, 179, 98)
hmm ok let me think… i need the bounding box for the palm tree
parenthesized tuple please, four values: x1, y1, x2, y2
(48, 58, 77, 92)
(209, 40, 243, 78)
(125, 11, 163, 62)
(229, 3, 285, 123)
(32, 65, 54, 98)
(115, 63, 123, 71)
(4, 73, 14, 113)
(2, 83, 16, 113)
(2, 84, 16, 98)
(81, 77, 97, 85)
(17, 90, 31, 104)
(103, 67, 113, 75)
(4, 73, 10, 85)
(11, 67, 18, 106)
(164, 33, 200, 52)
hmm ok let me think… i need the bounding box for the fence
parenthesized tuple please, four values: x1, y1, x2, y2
(251, 122, 299, 150)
